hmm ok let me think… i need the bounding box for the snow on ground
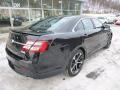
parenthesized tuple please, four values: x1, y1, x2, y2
(0, 25, 120, 90)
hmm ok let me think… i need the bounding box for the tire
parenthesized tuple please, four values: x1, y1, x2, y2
(66, 49, 85, 77)
(103, 34, 112, 49)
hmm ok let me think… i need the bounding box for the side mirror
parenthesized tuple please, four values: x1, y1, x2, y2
(101, 24, 110, 29)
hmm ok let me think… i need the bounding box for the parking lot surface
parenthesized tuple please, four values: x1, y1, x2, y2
(0, 25, 120, 90)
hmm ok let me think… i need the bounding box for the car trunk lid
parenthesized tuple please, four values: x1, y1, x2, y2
(6, 28, 49, 61)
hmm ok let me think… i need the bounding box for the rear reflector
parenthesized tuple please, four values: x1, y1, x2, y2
(22, 40, 48, 52)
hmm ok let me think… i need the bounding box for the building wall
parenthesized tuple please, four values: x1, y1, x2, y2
(0, 0, 84, 27)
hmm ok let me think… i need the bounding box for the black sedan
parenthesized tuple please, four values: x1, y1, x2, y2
(6, 16, 112, 79)
(13, 16, 28, 22)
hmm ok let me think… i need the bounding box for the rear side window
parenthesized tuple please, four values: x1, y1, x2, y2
(82, 19, 94, 31)
(92, 18, 102, 28)
(74, 21, 84, 32)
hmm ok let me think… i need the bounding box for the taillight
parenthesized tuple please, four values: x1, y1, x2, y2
(22, 40, 48, 52)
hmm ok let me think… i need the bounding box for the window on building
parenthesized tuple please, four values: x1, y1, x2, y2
(30, 9, 42, 21)
(44, 10, 52, 18)
(0, 9, 9, 20)
(68, 11, 75, 15)
(43, 0, 52, 9)
(53, 0, 62, 9)
(29, 0, 41, 8)
(0, 0, 12, 7)
(53, 10, 62, 16)
(70, 1, 81, 10)
(63, 0, 69, 10)
(63, 10, 69, 15)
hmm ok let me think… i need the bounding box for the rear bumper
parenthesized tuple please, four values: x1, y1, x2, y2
(7, 54, 64, 79)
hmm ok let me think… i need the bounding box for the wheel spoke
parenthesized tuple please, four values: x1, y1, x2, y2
(76, 53, 82, 61)
(75, 64, 78, 70)
(71, 64, 76, 71)
(77, 61, 83, 64)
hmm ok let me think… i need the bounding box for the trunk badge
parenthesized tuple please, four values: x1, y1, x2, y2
(11, 39, 15, 43)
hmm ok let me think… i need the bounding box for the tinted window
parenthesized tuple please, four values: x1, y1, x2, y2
(92, 18, 102, 28)
(82, 19, 94, 31)
(29, 17, 62, 32)
(29, 16, 77, 33)
(74, 21, 84, 32)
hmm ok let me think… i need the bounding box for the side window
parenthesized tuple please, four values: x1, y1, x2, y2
(74, 21, 84, 32)
(82, 19, 94, 31)
(92, 18, 102, 28)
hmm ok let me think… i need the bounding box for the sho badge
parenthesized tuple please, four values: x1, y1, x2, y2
(11, 39, 15, 43)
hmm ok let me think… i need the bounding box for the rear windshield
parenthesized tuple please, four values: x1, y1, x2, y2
(29, 16, 77, 33)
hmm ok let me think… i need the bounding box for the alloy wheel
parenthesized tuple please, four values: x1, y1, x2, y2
(70, 52, 84, 75)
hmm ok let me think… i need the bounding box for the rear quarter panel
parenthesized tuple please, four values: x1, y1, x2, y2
(36, 32, 86, 72)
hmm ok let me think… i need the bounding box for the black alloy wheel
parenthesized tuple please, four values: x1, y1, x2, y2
(67, 49, 85, 76)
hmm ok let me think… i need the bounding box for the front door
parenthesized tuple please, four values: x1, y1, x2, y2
(82, 18, 100, 54)
(92, 18, 108, 48)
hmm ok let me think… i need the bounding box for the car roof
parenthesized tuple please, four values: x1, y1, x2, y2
(50, 15, 95, 20)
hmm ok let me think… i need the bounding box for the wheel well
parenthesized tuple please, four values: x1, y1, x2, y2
(78, 47, 86, 59)
(111, 33, 113, 37)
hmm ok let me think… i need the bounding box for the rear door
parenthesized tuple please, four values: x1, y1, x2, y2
(82, 18, 101, 54)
